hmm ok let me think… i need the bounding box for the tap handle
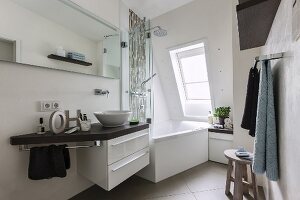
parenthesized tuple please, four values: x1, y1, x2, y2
(95, 89, 110, 97)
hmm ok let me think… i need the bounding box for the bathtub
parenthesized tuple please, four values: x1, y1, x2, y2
(137, 120, 209, 183)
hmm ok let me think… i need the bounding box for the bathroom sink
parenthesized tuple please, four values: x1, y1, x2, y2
(94, 111, 132, 127)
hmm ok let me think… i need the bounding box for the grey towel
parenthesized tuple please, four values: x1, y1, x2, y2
(253, 60, 278, 181)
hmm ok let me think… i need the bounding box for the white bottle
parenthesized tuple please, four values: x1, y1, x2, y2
(56, 46, 66, 57)
(208, 111, 213, 124)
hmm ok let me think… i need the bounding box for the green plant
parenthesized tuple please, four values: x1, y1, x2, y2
(213, 106, 231, 118)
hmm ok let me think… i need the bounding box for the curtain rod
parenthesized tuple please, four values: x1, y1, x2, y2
(255, 53, 284, 62)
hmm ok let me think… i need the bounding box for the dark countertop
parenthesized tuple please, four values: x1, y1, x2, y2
(208, 127, 233, 134)
(10, 123, 149, 145)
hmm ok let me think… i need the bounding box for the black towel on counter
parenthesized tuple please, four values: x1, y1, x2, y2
(28, 145, 70, 180)
(241, 63, 260, 137)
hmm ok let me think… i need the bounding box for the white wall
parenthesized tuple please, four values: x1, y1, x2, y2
(0, 62, 120, 200)
(102, 35, 121, 78)
(230, 0, 267, 187)
(153, 64, 170, 124)
(260, 0, 300, 199)
(70, 0, 120, 28)
(232, 0, 300, 197)
(0, 0, 121, 199)
(0, 40, 14, 61)
(231, 0, 261, 151)
(0, 0, 100, 76)
(151, 0, 233, 121)
(120, 0, 130, 111)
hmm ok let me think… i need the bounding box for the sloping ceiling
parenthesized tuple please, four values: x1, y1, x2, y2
(121, 0, 194, 19)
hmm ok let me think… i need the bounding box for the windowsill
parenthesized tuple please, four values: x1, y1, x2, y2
(208, 127, 233, 135)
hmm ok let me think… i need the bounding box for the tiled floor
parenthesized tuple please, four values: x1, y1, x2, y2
(70, 161, 264, 200)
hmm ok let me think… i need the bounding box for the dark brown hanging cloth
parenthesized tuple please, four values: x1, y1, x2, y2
(241, 61, 260, 137)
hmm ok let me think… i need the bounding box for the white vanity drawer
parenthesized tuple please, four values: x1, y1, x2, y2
(107, 129, 149, 165)
(107, 147, 149, 190)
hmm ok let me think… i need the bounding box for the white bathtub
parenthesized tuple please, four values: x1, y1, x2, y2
(137, 120, 209, 183)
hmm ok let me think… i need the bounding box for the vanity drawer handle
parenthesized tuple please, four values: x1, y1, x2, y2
(111, 152, 148, 172)
(111, 133, 148, 146)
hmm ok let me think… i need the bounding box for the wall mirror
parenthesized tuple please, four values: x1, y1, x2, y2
(0, 0, 121, 79)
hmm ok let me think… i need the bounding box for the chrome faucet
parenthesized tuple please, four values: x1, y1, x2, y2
(94, 89, 110, 97)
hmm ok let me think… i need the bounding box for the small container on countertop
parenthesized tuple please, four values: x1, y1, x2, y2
(80, 119, 91, 132)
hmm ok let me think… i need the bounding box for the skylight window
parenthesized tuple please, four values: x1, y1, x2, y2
(176, 48, 211, 100)
(169, 41, 212, 117)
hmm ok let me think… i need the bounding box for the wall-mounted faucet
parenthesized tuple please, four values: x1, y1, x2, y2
(94, 89, 110, 97)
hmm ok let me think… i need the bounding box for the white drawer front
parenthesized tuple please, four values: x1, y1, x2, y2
(209, 132, 233, 141)
(107, 129, 149, 165)
(209, 137, 233, 164)
(108, 147, 149, 190)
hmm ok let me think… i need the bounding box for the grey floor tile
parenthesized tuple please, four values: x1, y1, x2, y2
(70, 176, 147, 200)
(193, 189, 231, 200)
(133, 175, 191, 199)
(144, 193, 197, 200)
(70, 175, 190, 200)
(70, 161, 267, 200)
(182, 162, 227, 192)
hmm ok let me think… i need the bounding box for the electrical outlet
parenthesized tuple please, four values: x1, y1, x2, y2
(52, 101, 60, 110)
(41, 101, 51, 112)
(40, 101, 60, 112)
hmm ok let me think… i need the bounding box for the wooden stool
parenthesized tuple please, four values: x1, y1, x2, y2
(224, 149, 258, 200)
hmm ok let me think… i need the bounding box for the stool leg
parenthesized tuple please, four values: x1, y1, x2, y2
(225, 160, 233, 195)
(243, 164, 249, 195)
(251, 166, 258, 200)
(234, 162, 243, 200)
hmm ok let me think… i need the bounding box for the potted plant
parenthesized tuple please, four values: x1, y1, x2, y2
(213, 106, 231, 126)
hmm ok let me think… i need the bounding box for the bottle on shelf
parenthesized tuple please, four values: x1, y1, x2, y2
(208, 111, 213, 125)
(37, 117, 46, 134)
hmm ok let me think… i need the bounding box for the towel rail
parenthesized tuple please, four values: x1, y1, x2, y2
(18, 140, 101, 151)
(255, 53, 284, 62)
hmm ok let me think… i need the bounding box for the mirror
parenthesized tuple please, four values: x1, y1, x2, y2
(0, 0, 121, 79)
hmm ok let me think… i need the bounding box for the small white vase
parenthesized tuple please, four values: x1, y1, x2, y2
(56, 46, 66, 57)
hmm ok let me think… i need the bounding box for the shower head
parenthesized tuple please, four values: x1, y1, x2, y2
(145, 26, 168, 37)
(153, 27, 168, 37)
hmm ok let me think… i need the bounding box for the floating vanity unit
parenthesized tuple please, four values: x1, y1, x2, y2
(77, 128, 149, 191)
(10, 123, 150, 191)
